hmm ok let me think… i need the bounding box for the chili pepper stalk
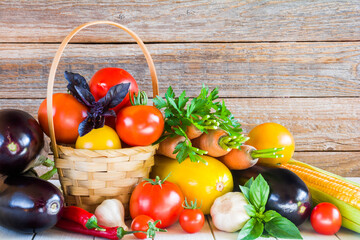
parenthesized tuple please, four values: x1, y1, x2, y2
(62, 206, 104, 230)
(56, 219, 142, 240)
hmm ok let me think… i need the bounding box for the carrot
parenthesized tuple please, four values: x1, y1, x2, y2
(157, 135, 186, 159)
(219, 145, 284, 170)
(185, 124, 203, 139)
(192, 129, 248, 157)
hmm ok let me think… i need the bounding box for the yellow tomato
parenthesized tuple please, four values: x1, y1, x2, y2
(245, 122, 295, 165)
(150, 155, 233, 215)
(75, 125, 121, 150)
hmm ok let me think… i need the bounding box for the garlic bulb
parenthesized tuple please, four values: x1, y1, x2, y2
(95, 199, 127, 230)
(210, 192, 250, 232)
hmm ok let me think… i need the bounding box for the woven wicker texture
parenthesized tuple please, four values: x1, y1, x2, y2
(46, 21, 160, 213)
(56, 144, 157, 213)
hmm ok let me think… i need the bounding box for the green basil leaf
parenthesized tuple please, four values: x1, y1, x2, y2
(263, 210, 282, 222)
(265, 216, 303, 239)
(249, 174, 270, 210)
(244, 177, 254, 188)
(259, 206, 265, 214)
(237, 218, 264, 240)
(261, 229, 273, 238)
(237, 218, 255, 240)
(239, 185, 250, 202)
(244, 204, 256, 217)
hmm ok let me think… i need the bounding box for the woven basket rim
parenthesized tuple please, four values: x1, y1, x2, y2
(57, 144, 159, 157)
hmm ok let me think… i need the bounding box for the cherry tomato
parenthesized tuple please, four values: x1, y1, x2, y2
(131, 215, 157, 239)
(89, 68, 138, 112)
(310, 202, 342, 235)
(75, 125, 121, 150)
(245, 122, 295, 165)
(38, 93, 88, 144)
(129, 177, 184, 228)
(116, 105, 164, 146)
(179, 209, 205, 233)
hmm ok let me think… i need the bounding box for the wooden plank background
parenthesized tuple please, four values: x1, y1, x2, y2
(0, 1, 359, 176)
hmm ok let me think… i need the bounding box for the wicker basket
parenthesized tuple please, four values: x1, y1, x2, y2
(46, 21, 159, 214)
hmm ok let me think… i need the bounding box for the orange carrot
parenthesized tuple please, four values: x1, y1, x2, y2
(192, 130, 232, 157)
(185, 124, 203, 139)
(157, 135, 186, 159)
(219, 145, 284, 170)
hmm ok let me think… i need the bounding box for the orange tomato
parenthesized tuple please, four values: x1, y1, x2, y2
(38, 93, 88, 144)
(245, 122, 295, 165)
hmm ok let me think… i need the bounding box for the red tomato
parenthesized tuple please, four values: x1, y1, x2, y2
(310, 202, 342, 235)
(38, 93, 87, 144)
(89, 68, 138, 112)
(116, 105, 164, 146)
(179, 209, 205, 233)
(129, 178, 184, 228)
(131, 215, 157, 239)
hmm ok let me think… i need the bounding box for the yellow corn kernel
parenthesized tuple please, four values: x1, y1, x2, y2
(283, 163, 360, 209)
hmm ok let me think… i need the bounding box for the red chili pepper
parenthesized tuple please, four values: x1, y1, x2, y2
(62, 206, 104, 230)
(56, 218, 139, 240)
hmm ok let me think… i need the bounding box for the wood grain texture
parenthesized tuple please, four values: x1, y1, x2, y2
(1, 42, 360, 98)
(1, 1, 360, 43)
(35, 228, 94, 240)
(0, 226, 33, 240)
(2, 97, 358, 152)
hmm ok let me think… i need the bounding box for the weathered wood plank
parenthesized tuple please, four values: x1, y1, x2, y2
(293, 152, 360, 177)
(0, 226, 34, 240)
(336, 227, 360, 240)
(1, 1, 360, 42)
(34, 227, 94, 240)
(1, 42, 360, 98)
(1, 97, 358, 152)
(229, 98, 360, 151)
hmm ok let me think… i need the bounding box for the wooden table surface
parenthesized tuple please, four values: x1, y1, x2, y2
(0, 178, 359, 240)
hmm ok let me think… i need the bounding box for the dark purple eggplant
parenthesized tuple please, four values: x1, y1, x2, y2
(0, 175, 64, 233)
(232, 166, 312, 226)
(0, 109, 44, 175)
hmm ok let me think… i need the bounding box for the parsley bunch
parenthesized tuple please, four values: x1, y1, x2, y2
(238, 175, 303, 240)
(153, 85, 243, 163)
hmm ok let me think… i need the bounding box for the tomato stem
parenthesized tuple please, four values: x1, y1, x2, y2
(143, 173, 171, 187)
(182, 197, 202, 210)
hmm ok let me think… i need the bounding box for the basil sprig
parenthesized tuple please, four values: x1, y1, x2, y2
(238, 174, 303, 240)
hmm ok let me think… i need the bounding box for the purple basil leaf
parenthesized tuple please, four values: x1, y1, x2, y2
(102, 110, 116, 117)
(98, 83, 130, 109)
(94, 115, 105, 129)
(78, 116, 94, 137)
(74, 85, 96, 107)
(64, 71, 90, 91)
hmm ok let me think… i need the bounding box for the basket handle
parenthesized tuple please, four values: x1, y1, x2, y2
(47, 21, 159, 159)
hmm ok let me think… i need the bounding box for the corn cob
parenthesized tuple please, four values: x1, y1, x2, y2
(282, 159, 360, 233)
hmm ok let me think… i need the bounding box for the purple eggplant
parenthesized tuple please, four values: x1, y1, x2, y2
(0, 109, 44, 175)
(0, 175, 64, 233)
(232, 166, 312, 226)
